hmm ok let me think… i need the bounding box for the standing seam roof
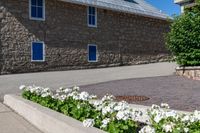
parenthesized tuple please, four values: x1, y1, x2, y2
(60, 0, 170, 20)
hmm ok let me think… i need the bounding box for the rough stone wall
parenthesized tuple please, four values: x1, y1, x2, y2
(0, 0, 170, 74)
(176, 67, 200, 80)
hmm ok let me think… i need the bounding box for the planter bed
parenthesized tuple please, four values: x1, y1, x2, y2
(4, 94, 104, 133)
(4, 85, 200, 133)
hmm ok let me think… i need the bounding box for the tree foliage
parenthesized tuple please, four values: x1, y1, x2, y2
(166, 0, 200, 66)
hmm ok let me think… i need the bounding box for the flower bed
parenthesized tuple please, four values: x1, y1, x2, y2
(19, 85, 200, 133)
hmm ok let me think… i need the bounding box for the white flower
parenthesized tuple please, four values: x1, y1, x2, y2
(89, 95, 97, 99)
(58, 94, 67, 101)
(56, 87, 63, 93)
(67, 91, 79, 99)
(72, 86, 80, 91)
(181, 115, 190, 122)
(51, 93, 59, 99)
(161, 103, 170, 109)
(77, 104, 81, 109)
(101, 94, 115, 102)
(92, 101, 103, 111)
(151, 104, 160, 110)
(79, 91, 89, 101)
(184, 128, 189, 133)
(131, 110, 143, 121)
(116, 110, 131, 120)
(41, 92, 51, 98)
(165, 110, 177, 118)
(189, 116, 195, 123)
(114, 101, 129, 111)
(73, 95, 80, 100)
(92, 101, 102, 107)
(154, 113, 164, 123)
(193, 110, 200, 120)
(42, 88, 50, 92)
(139, 125, 155, 133)
(162, 123, 175, 133)
(19, 85, 26, 90)
(102, 106, 113, 115)
(100, 118, 110, 129)
(63, 88, 72, 94)
(83, 119, 95, 127)
(116, 111, 125, 120)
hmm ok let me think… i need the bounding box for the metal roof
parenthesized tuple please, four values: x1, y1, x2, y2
(60, 0, 170, 20)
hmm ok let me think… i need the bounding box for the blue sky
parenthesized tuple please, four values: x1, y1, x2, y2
(146, 0, 181, 16)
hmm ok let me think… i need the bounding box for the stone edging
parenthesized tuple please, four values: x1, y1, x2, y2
(176, 66, 200, 70)
(3, 94, 105, 133)
(176, 66, 200, 80)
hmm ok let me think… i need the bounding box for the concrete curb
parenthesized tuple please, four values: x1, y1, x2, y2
(3, 94, 105, 133)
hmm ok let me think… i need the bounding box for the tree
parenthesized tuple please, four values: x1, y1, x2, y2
(166, 0, 200, 66)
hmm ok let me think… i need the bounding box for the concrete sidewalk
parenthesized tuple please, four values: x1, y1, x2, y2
(0, 103, 42, 133)
(0, 62, 177, 101)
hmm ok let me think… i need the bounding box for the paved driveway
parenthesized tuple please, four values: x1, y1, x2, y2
(0, 62, 176, 101)
(81, 76, 200, 111)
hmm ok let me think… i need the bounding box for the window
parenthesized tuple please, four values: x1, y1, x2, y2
(124, 0, 137, 3)
(88, 44, 98, 62)
(29, 0, 45, 20)
(31, 42, 45, 62)
(88, 6, 97, 27)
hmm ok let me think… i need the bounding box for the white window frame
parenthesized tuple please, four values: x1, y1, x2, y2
(29, 0, 45, 21)
(87, 44, 98, 62)
(87, 6, 97, 28)
(31, 41, 45, 62)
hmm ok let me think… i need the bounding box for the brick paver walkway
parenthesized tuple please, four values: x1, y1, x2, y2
(81, 76, 200, 111)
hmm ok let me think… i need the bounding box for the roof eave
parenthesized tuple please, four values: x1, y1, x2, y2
(60, 0, 170, 21)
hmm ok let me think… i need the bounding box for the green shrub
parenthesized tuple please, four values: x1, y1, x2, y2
(166, 1, 200, 66)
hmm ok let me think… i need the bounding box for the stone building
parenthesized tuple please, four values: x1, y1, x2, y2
(0, 0, 170, 74)
(174, 0, 196, 13)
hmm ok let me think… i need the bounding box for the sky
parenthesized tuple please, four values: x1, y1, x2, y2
(146, 0, 181, 16)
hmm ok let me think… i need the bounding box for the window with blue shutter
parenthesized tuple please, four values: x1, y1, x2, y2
(88, 6, 97, 27)
(88, 45, 97, 62)
(32, 42, 45, 61)
(30, 0, 45, 20)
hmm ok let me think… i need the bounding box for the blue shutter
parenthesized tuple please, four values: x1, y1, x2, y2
(32, 42, 44, 61)
(88, 45, 97, 62)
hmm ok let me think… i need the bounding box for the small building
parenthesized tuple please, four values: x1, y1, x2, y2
(0, 0, 170, 74)
(174, 0, 196, 13)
